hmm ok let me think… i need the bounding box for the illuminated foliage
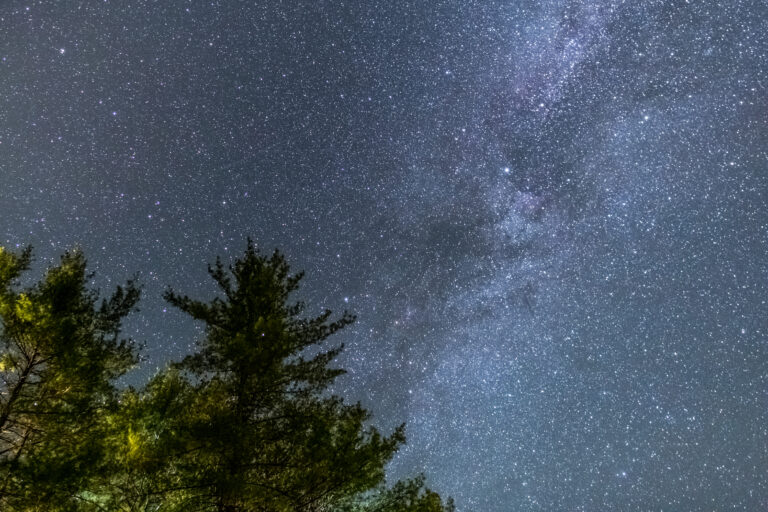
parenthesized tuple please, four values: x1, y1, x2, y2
(0, 246, 139, 511)
(0, 243, 452, 511)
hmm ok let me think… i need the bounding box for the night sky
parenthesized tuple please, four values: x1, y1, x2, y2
(3, 1, 768, 510)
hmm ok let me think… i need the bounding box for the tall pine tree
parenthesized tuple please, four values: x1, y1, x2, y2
(156, 241, 406, 511)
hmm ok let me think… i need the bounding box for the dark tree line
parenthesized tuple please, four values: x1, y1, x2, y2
(0, 242, 453, 512)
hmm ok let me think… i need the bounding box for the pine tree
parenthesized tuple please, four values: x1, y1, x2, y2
(0, 246, 139, 510)
(156, 241, 406, 511)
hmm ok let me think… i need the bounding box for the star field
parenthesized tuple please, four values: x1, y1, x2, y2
(2, 1, 768, 510)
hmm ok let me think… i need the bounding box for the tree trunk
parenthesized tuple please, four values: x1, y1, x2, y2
(0, 351, 37, 438)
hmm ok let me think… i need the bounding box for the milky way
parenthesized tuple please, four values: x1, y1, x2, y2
(2, 1, 768, 510)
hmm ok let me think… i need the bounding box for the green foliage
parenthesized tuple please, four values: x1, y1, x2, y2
(0, 242, 454, 512)
(337, 476, 455, 512)
(0, 246, 140, 511)
(152, 240, 406, 511)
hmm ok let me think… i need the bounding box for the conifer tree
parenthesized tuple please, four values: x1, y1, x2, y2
(0, 246, 139, 510)
(0, 243, 454, 511)
(157, 241, 406, 511)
